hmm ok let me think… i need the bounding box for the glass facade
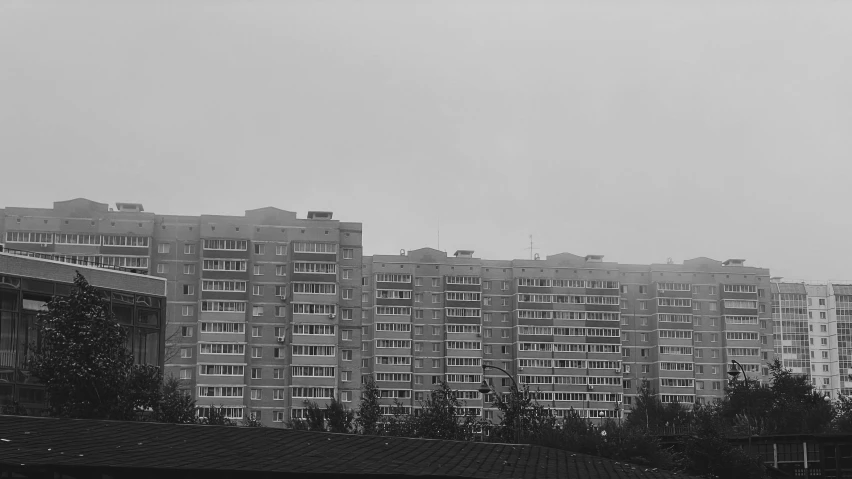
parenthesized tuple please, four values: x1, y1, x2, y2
(0, 274, 165, 414)
(772, 291, 810, 376)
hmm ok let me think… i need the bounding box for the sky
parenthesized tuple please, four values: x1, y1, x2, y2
(1, 1, 851, 281)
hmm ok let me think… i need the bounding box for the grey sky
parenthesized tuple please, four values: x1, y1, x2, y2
(1, 1, 850, 280)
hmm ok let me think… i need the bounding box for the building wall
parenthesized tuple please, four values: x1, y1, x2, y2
(0, 199, 363, 425)
(360, 250, 773, 421)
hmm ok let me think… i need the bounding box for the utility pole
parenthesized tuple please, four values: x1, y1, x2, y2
(524, 235, 539, 260)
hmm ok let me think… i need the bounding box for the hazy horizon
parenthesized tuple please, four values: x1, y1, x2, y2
(2, 1, 850, 281)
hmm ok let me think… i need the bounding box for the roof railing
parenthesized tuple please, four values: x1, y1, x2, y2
(0, 246, 148, 275)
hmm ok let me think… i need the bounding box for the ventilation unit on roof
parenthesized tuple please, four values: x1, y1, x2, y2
(723, 259, 746, 267)
(307, 211, 333, 220)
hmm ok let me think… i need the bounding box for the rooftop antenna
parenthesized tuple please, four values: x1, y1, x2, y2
(667, 257, 674, 265)
(525, 235, 539, 260)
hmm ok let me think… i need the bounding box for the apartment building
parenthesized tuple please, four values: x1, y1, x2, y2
(0, 248, 166, 413)
(771, 279, 852, 398)
(362, 249, 774, 421)
(0, 198, 363, 425)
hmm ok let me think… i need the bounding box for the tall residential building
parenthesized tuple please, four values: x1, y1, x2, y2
(362, 249, 774, 420)
(0, 198, 363, 425)
(771, 279, 852, 398)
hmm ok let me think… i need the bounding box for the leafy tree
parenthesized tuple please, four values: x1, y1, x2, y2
(723, 359, 833, 434)
(406, 380, 476, 440)
(198, 405, 234, 426)
(356, 375, 382, 434)
(156, 376, 197, 424)
(326, 397, 355, 433)
(491, 383, 556, 442)
(29, 272, 161, 420)
(242, 414, 264, 427)
(626, 379, 690, 433)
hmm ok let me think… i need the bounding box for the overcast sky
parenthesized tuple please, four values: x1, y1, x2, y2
(1, 1, 850, 280)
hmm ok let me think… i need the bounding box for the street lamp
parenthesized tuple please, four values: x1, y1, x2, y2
(479, 364, 522, 443)
(614, 400, 622, 427)
(727, 360, 752, 455)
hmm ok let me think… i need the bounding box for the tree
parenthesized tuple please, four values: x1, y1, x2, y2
(406, 380, 476, 440)
(722, 359, 833, 435)
(491, 383, 555, 442)
(356, 375, 382, 435)
(325, 397, 355, 433)
(198, 405, 234, 426)
(625, 379, 690, 433)
(29, 272, 161, 420)
(156, 376, 197, 424)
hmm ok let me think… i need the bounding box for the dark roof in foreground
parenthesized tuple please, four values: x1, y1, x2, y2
(0, 415, 690, 479)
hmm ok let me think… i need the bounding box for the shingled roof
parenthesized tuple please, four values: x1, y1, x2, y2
(0, 415, 690, 479)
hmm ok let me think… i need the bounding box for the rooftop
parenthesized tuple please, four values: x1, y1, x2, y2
(0, 415, 689, 479)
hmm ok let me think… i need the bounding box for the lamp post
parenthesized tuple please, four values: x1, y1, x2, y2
(479, 364, 521, 443)
(614, 400, 622, 427)
(727, 359, 752, 455)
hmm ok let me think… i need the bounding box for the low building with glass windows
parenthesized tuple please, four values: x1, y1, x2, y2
(0, 248, 166, 414)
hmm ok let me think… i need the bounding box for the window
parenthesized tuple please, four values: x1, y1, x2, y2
(251, 368, 262, 379)
(432, 278, 440, 287)
(483, 281, 490, 290)
(254, 243, 266, 255)
(342, 371, 352, 382)
(484, 297, 492, 306)
(824, 378, 831, 385)
(639, 301, 647, 310)
(274, 265, 286, 276)
(641, 365, 650, 373)
(252, 347, 262, 358)
(183, 285, 195, 295)
(341, 350, 353, 361)
(824, 364, 830, 372)
(276, 244, 286, 256)
(709, 286, 717, 295)
(501, 329, 510, 339)
(343, 248, 354, 259)
(253, 265, 263, 275)
(183, 264, 196, 275)
(181, 326, 194, 337)
(202, 280, 247, 292)
(432, 311, 441, 320)
(253, 285, 264, 296)
(180, 368, 192, 380)
(184, 244, 195, 254)
(158, 243, 171, 254)
(641, 333, 648, 342)
(182, 305, 195, 317)
(343, 269, 352, 280)
(415, 326, 423, 335)
(252, 326, 262, 337)
(342, 330, 353, 341)
(821, 312, 827, 319)
(502, 281, 509, 290)
(709, 303, 717, 312)
(820, 299, 826, 306)
(822, 338, 828, 345)
(251, 389, 262, 400)
(157, 264, 168, 274)
(432, 294, 440, 303)
(432, 343, 441, 352)
(343, 289, 353, 300)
